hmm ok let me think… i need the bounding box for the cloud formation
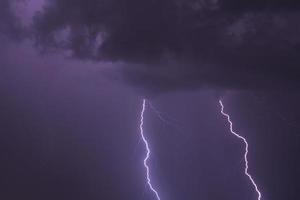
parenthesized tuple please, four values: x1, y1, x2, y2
(13, 0, 300, 91)
(0, 0, 26, 40)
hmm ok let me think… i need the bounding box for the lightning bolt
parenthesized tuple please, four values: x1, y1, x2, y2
(148, 102, 179, 125)
(139, 99, 161, 200)
(148, 102, 184, 135)
(219, 100, 262, 200)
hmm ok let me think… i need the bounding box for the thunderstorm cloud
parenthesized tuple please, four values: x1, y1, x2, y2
(0, 0, 27, 40)
(4, 0, 300, 92)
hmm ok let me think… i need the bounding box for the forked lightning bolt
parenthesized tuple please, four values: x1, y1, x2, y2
(138, 98, 262, 200)
(139, 99, 161, 200)
(219, 100, 262, 200)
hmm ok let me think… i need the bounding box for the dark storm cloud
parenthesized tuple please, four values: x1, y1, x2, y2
(221, 0, 300, 11)
(31, 0, 300, 92)
(0, 0, 26, 40)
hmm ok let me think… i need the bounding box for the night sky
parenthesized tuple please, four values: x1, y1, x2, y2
(1, 0, 300, 200)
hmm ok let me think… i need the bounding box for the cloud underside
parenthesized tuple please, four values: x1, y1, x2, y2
(5, 0, 300, 92)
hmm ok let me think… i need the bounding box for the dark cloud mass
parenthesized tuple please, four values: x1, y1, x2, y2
(0, 0, 25, 40)
(29, 0, 300, 91)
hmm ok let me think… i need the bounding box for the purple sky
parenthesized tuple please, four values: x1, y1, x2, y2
(0, 1, 300, 200)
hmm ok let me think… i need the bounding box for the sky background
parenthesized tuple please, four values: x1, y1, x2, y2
(1, 0, 300, 200)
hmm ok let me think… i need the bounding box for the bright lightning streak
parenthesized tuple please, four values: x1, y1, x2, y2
(139, 99, 161, 200)
(219, 100, 262, 200)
